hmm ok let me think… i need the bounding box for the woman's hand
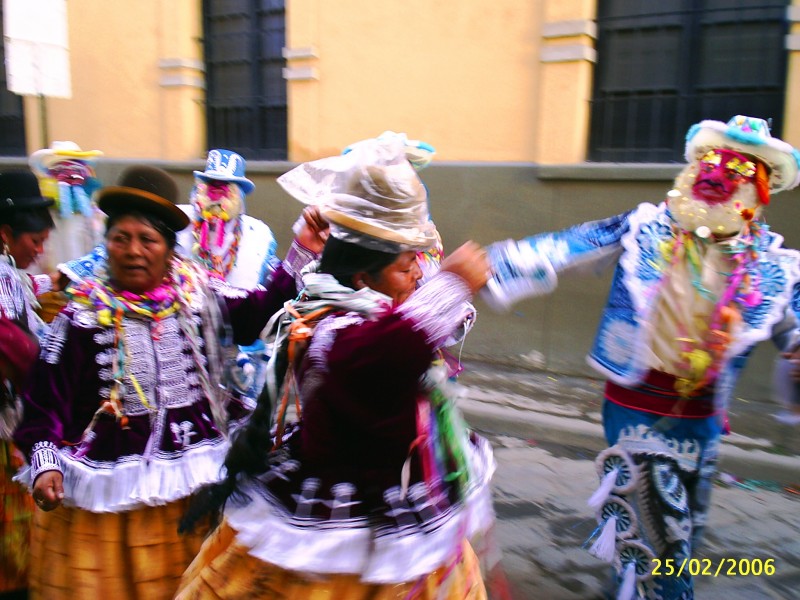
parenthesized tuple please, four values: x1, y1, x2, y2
(295, 206, 330, 254)
(32, 470, 65, 511)
(48, 270, 70, 293)
(441, 241, 490, 294)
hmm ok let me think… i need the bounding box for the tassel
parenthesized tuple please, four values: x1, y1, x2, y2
(71, 430, 97, 459)
(754, 161, 770, 205)
(199, 220, 209, 250)
(58, 181, 73, 218)
(588, 467, 619, 509)
(415, 400, 435, 487)
(617, 562, 637, 600)
(215, 219, 225, 248)
(72, 185, 93, 217)
(589, 516, 617, 563)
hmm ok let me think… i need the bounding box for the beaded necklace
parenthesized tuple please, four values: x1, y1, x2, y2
(192, 215, 242, 279)
(655, 219, 763, 396)
(68, 258, 211, 441)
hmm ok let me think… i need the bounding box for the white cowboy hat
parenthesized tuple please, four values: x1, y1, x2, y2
(29, 141, 103, 177)
(685, 115, 800, 193)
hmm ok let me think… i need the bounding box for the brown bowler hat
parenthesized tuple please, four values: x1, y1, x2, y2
(97, 166, 190, 231)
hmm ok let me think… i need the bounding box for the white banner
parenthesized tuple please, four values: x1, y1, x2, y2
(3, 0, 71, 98)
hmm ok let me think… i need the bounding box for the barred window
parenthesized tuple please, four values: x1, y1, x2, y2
(589, 0, 790, 163)
(203, 0, 287, 160)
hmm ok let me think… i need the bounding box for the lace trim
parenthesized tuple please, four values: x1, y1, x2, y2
(226, 435, 496, 583)
(16, 437, 229, 513)
(396, 272, 473, 347)
(30, 441, 62, 481)
(284, 239, 318, 290)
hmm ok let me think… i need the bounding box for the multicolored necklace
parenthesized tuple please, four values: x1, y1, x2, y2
(655, 219, 764, 396)
(192, 215, 242, 279)
(67, 258, 201, 420)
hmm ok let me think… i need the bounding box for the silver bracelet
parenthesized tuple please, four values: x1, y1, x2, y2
(30, 441, 62, 482)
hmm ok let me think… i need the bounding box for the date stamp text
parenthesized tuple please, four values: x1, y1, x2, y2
(651, 558, 776, 577)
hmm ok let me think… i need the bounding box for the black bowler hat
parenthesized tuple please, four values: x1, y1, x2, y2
(97, 165, 190, 232)
(0, 170, 55, 212)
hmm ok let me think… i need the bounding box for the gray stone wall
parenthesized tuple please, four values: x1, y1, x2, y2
(4, 157, 797, 401)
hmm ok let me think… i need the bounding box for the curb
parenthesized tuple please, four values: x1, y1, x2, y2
(458, 398, 800, 485)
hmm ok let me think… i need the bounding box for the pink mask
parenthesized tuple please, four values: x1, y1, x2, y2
(691, 149, 756, 204)
(205, 181, 232, 202)
(48, 159, 94, 185)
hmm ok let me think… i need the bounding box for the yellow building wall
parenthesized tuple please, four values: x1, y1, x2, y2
(23, 0, 205, 161)
(284, 0, 544, 163)
(784, 1, 800, 148)
(536, 0, 596, 163)
(17, 0, 798, 164)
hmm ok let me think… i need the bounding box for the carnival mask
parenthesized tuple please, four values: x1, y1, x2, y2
(47, 159, 101, 218)
(667, 157, 761, 239)
(191, 180, 244, 225)
(48, 159, 95, 186)
(691, 149, 756, 204)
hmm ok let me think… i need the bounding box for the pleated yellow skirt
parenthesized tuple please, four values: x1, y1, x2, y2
(29, 498, 209, 600)
(176, 521, 487, 600)
(1, 440, 33, 593)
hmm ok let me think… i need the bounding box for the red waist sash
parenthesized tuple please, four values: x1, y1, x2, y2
(604, 370, 717, 418)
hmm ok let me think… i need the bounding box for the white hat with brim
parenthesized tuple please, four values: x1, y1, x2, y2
(685, 115, 800, 193)
(29, 141, 103, 177)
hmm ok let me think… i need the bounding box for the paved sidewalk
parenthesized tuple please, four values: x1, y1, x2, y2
(455, 359, 800, 483)
(453, 360, 800, 600)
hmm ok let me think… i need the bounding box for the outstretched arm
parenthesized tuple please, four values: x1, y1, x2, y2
(482, 210, 633, 311)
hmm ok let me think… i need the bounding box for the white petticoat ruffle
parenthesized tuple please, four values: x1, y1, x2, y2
(15, 437, 229, 513)
(225, 434, 496, 584)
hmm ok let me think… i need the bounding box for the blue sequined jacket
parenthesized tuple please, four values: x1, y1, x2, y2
(519, 202, 800, 411)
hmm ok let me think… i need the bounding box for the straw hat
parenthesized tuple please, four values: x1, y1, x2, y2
(29, 141, 103, 177)
(278, 135, 437, 252)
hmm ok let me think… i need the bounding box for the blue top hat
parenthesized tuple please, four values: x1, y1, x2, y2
(193, 149, 255, 195)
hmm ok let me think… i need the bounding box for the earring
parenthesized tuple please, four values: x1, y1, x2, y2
(2, 240, 9, 256)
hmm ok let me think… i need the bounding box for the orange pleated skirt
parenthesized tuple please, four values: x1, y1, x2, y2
(176, 521, 487, 600)
(1, 439, 33, 593)
(28, 498, 209, 600)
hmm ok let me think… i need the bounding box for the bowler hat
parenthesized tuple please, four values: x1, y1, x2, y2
(97, 166, 190, 231)
(0, 170, 55, 212)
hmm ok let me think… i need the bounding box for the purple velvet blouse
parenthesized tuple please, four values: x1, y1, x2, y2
(12, 267, 297, 512)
